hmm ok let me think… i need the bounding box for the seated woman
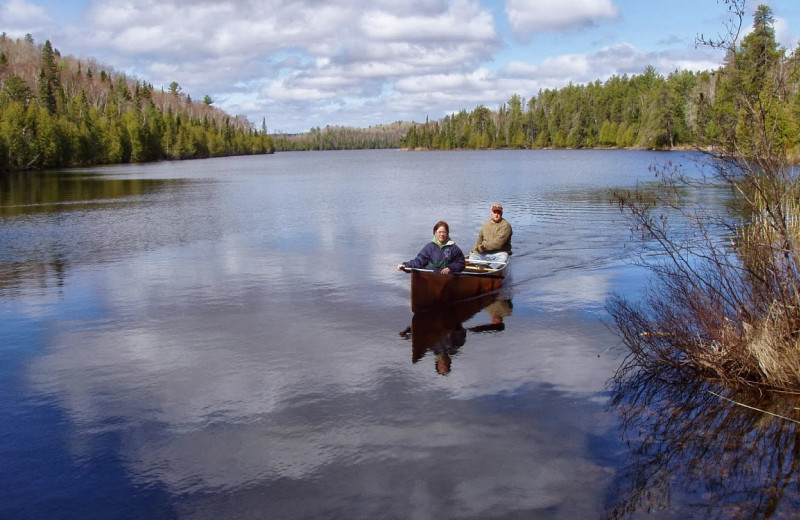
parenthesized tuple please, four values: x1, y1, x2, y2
(397, 221, 466, 274)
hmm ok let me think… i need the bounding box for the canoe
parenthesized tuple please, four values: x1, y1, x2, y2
(407, 261, 508, 312)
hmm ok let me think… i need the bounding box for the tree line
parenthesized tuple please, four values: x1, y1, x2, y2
(5, 4, 799, 169)
(400, 33, 800, 159)
(0, 34, 274, 172)
(400, 68, 704, 150)
(272, 122, 412, 151)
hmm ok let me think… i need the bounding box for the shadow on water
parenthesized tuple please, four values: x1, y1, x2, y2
(606, 367, 800, 519)
(398, 293, 512, 375)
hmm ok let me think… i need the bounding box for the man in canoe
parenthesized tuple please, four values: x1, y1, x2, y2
(469, 203, 512, 269)
(397, 221, 466, 274)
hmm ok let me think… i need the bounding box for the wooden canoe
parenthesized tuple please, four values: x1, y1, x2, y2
(407, 261, 508, 312)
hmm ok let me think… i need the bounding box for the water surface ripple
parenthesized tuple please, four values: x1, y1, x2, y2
(3, 150, 792, 519)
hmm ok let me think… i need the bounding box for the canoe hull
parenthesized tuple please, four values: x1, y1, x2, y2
(409, 264, 507, 312)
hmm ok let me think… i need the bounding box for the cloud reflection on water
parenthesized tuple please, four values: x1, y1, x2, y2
(6, 150, 685, 517)
(25, 239, 624, 517)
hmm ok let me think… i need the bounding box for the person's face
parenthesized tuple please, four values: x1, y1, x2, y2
(491, 209, 503, 223)
(435, 226, 449, 242)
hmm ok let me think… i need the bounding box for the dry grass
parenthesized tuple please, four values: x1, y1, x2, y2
(609, 163, 800, 393)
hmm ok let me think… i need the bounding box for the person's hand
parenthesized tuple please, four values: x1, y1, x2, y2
(478, 244, 486, 253)
(441, 267, 451, 274)
(397, 264, 406, 271)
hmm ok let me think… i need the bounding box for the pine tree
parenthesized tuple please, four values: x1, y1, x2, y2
(37, 40, 61, 114)
(1, 75, 34, 104)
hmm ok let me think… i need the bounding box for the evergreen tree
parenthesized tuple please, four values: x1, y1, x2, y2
(1, 75, 34, 104)
(710, 4, 785, 159)
(38, 40, 60, 114)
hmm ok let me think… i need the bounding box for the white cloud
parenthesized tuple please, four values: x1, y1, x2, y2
(0, 0, 44, 21)
(263, 81, 339, 102)
(361, 0, 496, 42)
(505, 0, 620, 35)
(395, 68, 495, 94)
(59, 0, 501, 127)
(502, 43, 721, 87)
(774, 16, 799, 51)
(249, 36, 720, 131)
(0, 0, 748, 132)
(0, 0, 53, 37)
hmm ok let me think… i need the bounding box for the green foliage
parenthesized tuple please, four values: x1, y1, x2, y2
(609, 3, 800, 392)
(707, 4, 792, 161)
(401, 9, 798, 156)
(37, 40, 60, 114)
(1, 75, 33, 104)
(401, 68, 717, 150)
(273, 122, 412, 151)
(0, 36, 273, 172)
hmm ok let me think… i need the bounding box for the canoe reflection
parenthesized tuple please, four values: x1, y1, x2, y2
(399, 294, 512, 375)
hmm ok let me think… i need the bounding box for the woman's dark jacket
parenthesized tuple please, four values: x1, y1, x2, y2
(403, 239, 466, 273)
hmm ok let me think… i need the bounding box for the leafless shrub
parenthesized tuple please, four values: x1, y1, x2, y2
(608, 2, 800, 392)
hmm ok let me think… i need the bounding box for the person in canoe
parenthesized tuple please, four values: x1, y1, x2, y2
(469, 203, 512, 269)
(397, 220, 466, 274)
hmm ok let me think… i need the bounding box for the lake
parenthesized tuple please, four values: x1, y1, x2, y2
(1, 149, 797, 519)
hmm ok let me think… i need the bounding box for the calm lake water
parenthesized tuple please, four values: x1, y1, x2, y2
(1, 149, 798, 519)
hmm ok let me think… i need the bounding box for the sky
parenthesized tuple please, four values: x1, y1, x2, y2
(2, 0, 800, 133)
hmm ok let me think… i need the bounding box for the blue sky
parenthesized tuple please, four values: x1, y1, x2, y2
(2, 0, 799, 133)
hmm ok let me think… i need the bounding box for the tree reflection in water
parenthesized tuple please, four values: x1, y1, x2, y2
(607, 368, 800, 519)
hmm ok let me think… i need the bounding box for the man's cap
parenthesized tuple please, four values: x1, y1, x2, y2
(491, 204, 503, 212)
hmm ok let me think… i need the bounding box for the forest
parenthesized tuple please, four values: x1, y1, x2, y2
(0, 34, 274, 172)
(400, 68, 709, 151)
(2, 3, 800, 169)
(272, 121, 413, 151)
(400, 20, 800, 158)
